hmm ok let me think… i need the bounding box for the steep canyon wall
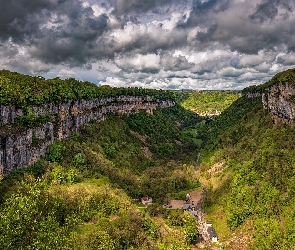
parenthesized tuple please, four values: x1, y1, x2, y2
(244, 83, 295, 123)
(0, 96, 175, 177)
(261, 83, 295, 122)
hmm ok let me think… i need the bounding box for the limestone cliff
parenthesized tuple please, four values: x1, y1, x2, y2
(244, 82, 295, 123)
(262, 83, 295, 122)
(243, 68, 295, 123)
(242, 92, 263, 99)
(0, 96, 175, 177)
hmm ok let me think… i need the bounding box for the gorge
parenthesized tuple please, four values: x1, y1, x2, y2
(0, 96, 175, 177)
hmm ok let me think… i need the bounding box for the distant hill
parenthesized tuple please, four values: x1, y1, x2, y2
(181, 90, 241, 117)
(0, 70, 175, 107)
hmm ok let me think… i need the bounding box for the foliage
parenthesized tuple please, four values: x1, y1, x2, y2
(127, 105, 200, 158)
(46, 141, 66, 163)
(158, 238, 191, 250)
(0, 82, 205, 249)
(73, 153, 85, 167)
(0, 188, 69, 249)
(143, 216, 159, 240)
(198, 94, 295, 249)
(82, 230, 115, 250)
(183, 211, 198, 244)
(163, 210, 198, 244)
(0, 70, 175, 107)
(181, 90, 241, 115)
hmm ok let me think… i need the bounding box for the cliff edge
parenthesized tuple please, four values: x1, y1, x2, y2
(0, 71, 175, 177)
(243, 68, 295, 123)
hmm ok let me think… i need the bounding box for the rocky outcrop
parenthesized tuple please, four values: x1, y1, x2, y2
(243, 82, 295, 123)
(262, 83, 295, 122)
(242, 92, 263, 98)
(0, 96, 175, 177)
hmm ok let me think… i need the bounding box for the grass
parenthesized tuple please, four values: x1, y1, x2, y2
(183, 127, 203, 146)
(204, 204, 231, 242)
(84, 177, 110, 186)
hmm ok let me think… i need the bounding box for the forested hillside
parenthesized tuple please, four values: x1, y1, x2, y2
(3, 68, 295, 249)
(0, 70, 175, 107)
(197, 94, 295, 249)
(0, 101, 202, 249)
(181, 91, 241, 116)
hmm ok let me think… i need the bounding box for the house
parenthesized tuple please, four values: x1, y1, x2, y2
(182, 203, 195, 211)
(189, 210, 198, 217)
(205, 221, 213, 228)
(207, 227, 218, 242)
(182, 203, 198, 217)
(183, 200, 195, 211)
(141, 196, 153, 205)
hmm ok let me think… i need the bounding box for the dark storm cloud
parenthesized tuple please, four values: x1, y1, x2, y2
(0, 0, 110, 66)
(29, 12, 109, 65)
(250, 0, 292, 23)
(192, 0, 229, 14)
(0, 0, 59, 40)
(189, 0, 295, 54)
(182, 0, 229, 28)
(109, 0, 178, 15)
(196, 24, 217, 43)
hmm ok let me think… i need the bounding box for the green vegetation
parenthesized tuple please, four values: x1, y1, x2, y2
(181, 91, 241, 115)
(0, 102, 202, 249)
(198, 95, 295, 249)
(6, 67, 295, 249)
(0, 70, 175, 107)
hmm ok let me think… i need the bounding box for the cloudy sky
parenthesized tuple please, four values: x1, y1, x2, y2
(1, 0, 295, 90)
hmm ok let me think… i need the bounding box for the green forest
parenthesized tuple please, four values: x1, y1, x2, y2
(181, 91, 241, 116)
(0, 71, 203, 249)
(0, 70, 175, 107)
(2, 69, 295, 249)
(196, 96, 295, 249)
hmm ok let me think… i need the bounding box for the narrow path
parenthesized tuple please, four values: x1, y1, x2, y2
(195, 153, 211, 245)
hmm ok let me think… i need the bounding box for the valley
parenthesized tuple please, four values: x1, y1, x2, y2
(1, 68, 295, 249)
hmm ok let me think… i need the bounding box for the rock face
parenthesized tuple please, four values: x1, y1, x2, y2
(242, 92, 263, 99)
(244, 82, 295, 123)
(262, 83, 295, 122)
(0, 96, 175, 177)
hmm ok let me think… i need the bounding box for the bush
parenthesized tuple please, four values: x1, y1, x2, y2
(46, 142, 66, 163)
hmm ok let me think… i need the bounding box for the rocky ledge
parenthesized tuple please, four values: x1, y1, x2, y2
(0, 96, 175, 177)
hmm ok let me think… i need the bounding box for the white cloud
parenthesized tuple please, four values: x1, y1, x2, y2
(115, 54, 160, 72)
(1, 0, 295, 90)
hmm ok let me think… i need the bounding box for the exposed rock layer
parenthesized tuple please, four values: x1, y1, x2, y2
(262, 83, 295, 122)
(244, 82, 295, 123)
(0, 96, 175, 177)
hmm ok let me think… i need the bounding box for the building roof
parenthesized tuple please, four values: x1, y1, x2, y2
(189, 210, 198, 217)
(182, 204, 192, 210)
(207, 227, 218, 239)
(182, 204, 196, 210)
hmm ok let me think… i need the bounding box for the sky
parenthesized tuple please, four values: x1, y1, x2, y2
(1, 0, 295, 90)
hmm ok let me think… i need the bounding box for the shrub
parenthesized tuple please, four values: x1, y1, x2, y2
(46, 141, 66, 163)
